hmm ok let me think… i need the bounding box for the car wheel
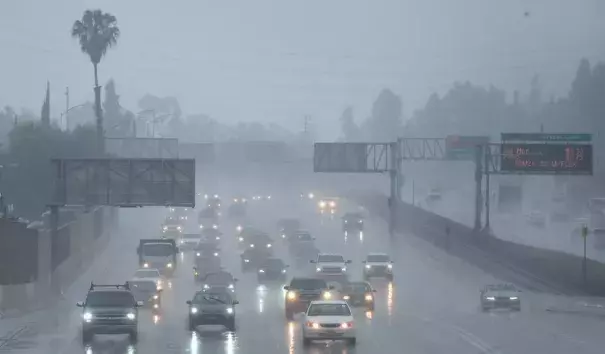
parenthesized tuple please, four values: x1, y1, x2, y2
(81, 329, 93, 345)
(129, 330, 138, 343)
(188, 318, 196, 331)
(348, 338, 357, 346)
(226, 318, 236, 331)
(303, 337, 312, 346)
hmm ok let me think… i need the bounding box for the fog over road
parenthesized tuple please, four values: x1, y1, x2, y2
(4, 186, 605, 354)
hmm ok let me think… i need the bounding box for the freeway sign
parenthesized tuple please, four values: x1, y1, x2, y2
(445, 135, 490, 160)
(501, 133, 592, 142)
(500, 143, 593, 175)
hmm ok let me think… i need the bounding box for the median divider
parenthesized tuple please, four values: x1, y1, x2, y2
(352, 192, 605, 297)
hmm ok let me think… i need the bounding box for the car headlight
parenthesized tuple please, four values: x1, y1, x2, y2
(200, 224, 204, 229)
(234, 198, 238, 203)
(228, 284, 234, 289)
(323, 291, 332, 300)
(196, 252, 201, 256)
(287, 291, 297, 300)
(485, 296, 495, 301)
(359, 219, 363, 223)
(239, 237, 244, 242)
(319, 201, 326, 208)
(316, 267, 321, 272)
(163, 226, 168, 231)
(143, 263, 149, 268)
(157, 280, 162, 287)
(166, 263, 173, 268)
(329, 201, 336, 207)
(341, 267, 347, 272)
(250, 244, 255, 248)
(365, 264, 371, 269)
(308, 193, 314, 199)
(203, 284, 209, 289)
(191, 307, 198, 314)
(387, 264, 393, 269)
(510, 296, 519, 300)
(236, 226, 242, 232)
(282, 269, 287, 273)
(226, 307, 234, 314)
(259, 269, 265, 273)
(343, 295, 350, 300)
(212, 225, 218, 229)
(244, 259, 250, 263)
(214, 252, 219, 257)
(153, 294, 159, 300)
(177, 226, 182, 231)
(82, 312, 93, 321)
(365, 295, 373, 301)
(267, 244, 272, 248)
(180, 240, 184, 244)
(126, 313, 136, 320)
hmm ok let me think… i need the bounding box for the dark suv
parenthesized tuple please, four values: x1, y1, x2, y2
(77, 283, 143, 345)
(187, 290, 239, 331)
(283, 277, 333, 320)
(342, 212, 364, 232)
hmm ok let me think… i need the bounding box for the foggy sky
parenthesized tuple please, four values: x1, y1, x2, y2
(1, 0, 604, 139)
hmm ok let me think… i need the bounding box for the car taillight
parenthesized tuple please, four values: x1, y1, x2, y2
(340, 321, 353, 329)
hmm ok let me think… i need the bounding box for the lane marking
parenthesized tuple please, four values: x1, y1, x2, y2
(416, 316, 501, 354)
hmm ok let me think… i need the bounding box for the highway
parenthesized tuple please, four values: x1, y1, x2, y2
(6, 192, 605, 353)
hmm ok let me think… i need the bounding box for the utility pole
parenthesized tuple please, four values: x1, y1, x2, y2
(64, 87, 69, 130)
(303, 115, 311, 134)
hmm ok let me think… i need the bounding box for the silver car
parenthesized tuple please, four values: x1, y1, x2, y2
(480, 284, 521, 311)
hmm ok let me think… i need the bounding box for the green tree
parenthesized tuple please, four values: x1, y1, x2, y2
(367, 89, 403, 141)
(339, 106, 360, 141)
(103, 79, 133, 137)
(71, 9, 120, 153)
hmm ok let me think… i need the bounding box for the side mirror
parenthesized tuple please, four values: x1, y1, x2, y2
(76, 301, 84, 307)
(310, 260, 316, 263)
(233, 300, 240, 305)
(193, 266, 197, 270)
(283, 286, 290, 290)
(346, 260, 352, 264)
(390, 261, 394, 264)
(329, 285, 335, 290)
(186, 300, 192, 305)
(136, 247, 141, 255)
(234, 278, 239, 282)
(136, 301, 144, 307)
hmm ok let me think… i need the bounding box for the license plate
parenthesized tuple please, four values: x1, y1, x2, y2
(319, 332, 342, 337)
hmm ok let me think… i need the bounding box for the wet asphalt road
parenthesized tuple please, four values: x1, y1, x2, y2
(9, 196, 605, 353)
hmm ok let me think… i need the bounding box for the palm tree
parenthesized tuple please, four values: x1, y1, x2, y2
(71, 9, 120, 154)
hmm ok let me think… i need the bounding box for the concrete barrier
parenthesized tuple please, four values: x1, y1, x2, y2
(0, 206, 117, 314)
(352, 193, 605, 297)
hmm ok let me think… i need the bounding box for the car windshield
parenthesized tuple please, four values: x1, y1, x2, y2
(318, 255, 344, 263)
(249, 234, 271, 242)
(86, 291, 135, 307)
(183, 234, 200, 240)
(280, 220, 300, 229)
(197, 243, 218, 250)
(263, 258, 285, 268)
(290, 278, 327, 290)
(134, 270, 160, 278)
(487, 284, 517, 291)
(193, 292, 232, 304)
(342, 283, 370, 293)
(367, 254, 390, 262)
(164, 217, 180, 225)
(142, 244, 173, 256)
(204, 272, 233, 284)
(344, 213, 362, 220)
(308, 303, 351, 316)
(296, 233, 312, 241)
(128, 280, 157, 292)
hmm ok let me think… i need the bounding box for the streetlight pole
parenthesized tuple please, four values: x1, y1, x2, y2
(61, 104, 86, 131)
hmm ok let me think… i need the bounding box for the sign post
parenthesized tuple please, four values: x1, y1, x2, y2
(582, 225, 588, 284)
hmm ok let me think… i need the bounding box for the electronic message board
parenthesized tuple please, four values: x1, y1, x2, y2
(500, 143, 592, 175)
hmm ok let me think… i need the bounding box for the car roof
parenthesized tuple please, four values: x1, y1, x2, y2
(318, 253, 343, 257)
(135, 268, 160, 273)
(367, 252, 389, 257)
(343, 212, 362, 216)
(309, 300, 347, 305)
(129, 278, 156, 283)
(88, 288, 132, 294)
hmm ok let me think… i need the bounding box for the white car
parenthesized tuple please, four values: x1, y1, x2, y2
(179, 233, 201, 250)
(133, 268, 163, 290)
(311, 253, 351, 276)
(302, 300, 356, 346)
(363, 253, 394, 280)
